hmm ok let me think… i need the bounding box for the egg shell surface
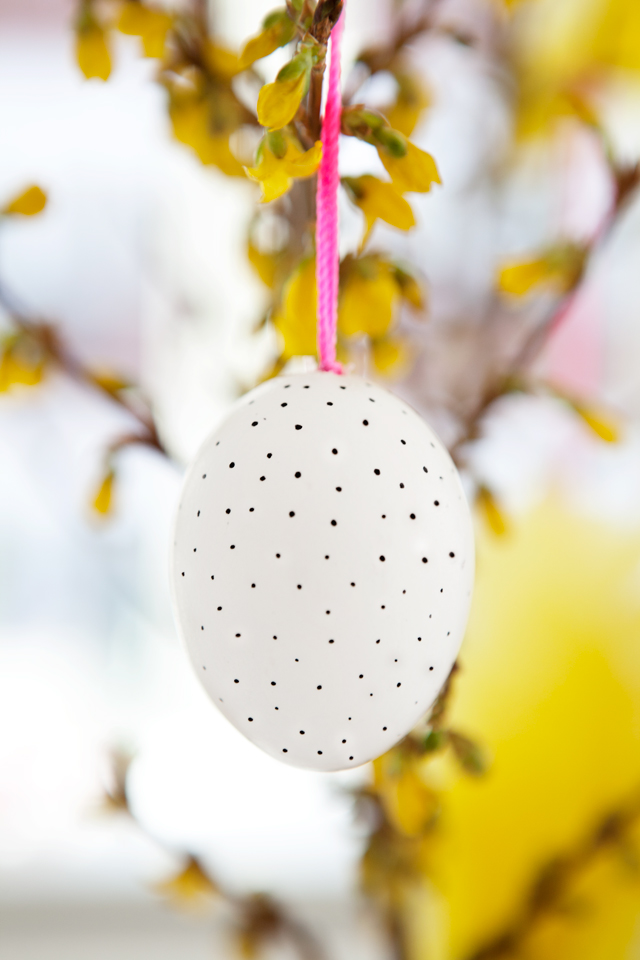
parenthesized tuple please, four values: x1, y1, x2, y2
(171, 371, 474, 771)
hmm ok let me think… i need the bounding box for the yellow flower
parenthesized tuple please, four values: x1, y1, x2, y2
(0, 333, 46, 391)
(419, 499, 640, 958)
(247, 242, 278, 289)
(169, 98, 245, 176)
(498, 245, 586, 296)
(155, 856, 219, 909)
(476, 485, 508, 536)
(2, 185, 47, 217)
(239, 11, 296, 70)
(371, 336, 411, 378)
(117, 2, 172, 59)
(572, 403, 620, 443)
(339, 259, 401, 339)
(272, 259, 318, 359)
(378, 140, 441, 194)
(385, 71, 431, 137)
(498, 258, 551, 296)
(76, 24, 111, 81)
(92, 468, 115, 515)
(246, 136, 322, 203)
(204, 43, 242, 80)
(373, 753, 439, 837)
(257, 72, 307, 131)
(343, 175, 415, 242)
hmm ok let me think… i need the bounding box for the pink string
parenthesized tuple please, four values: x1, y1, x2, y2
(315, 8, 345, 374)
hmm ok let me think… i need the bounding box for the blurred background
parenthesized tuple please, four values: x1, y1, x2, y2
(1, 0, 640, 958)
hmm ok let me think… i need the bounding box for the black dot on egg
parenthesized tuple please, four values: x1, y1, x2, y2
(295, 424, 302, 430)
(229, 462, 235, 469)
(397, 683, 401, 687)
(317, 685, 322, 690)
(251, 583, 255, 588)
(332, 448, 338, 454)
(248, 717, 253, 721)
(252, 421, 258, 426)
(295, 471, 301, 478)
(379, 556, 385, 562)
(327, 402, 333, 406)
(181, 572, 185, 577)
(434, 500, 440, 506)
(297, 584, 302, 589)
(423, 466, 428, 473)
(290, 511, 295, 517)
(271, 681, 276, 686)
(450, 551, 455, 557)
(430, 666, 434, 671)
(374, 469, 380, 476)
(422, 557, 428, 563)
(363, 420, 369, 426)
(336, 486, 342, 492)
(226, 508, 231, 514)
(383, 726, 387, 731)
(267, 453, 272, 458)
(331, 519, 337, 526)
(410, 513, 416, 519)
(281, 402, 288, 407)
(260, 476, 266, 481)
(234, 679, 239, 684)
(283, 748, 288, 753)
(329, 639, 334, 644)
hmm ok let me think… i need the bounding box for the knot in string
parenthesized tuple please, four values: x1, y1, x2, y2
(315, 7, 345, 374)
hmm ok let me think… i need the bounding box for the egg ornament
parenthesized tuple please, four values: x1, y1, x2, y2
(171, 371, 475, 771)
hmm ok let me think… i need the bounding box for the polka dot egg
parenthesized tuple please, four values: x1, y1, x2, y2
(171, 371, 474, 771)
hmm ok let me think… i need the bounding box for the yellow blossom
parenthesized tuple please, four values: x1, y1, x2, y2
(239, 11, 296, 70)
(272, 259, 318, 359)
(385, 72, 431, 137)
(169, 98, 245, 176)
(246, 136, 322, 203)
(2, 185, 47, 217)
(572, 403, 620, 443)
(117, 2, 172, 59)
(343, 175, 415, 241)
(92, 468, 115, 516)
(257, 72, 307, 131)
(339, 259, 401, 339)
(76, 24, 112, 81)
(371, 336, 411, 378)
(155, 856, 219, 909)
(378, 140, 441, 194)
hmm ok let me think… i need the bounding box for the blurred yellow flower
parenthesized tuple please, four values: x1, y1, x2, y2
(239, 10, 296, 71)
(572, 402, 620, 443)
(272, 258, 318, 359)
(339, 258, 401, 339)
(246, 135, 322, 203)
(498, 245, 586, 296)
(2, 185, 47, 216)
(378, 140, 441, 194)
(418, 500, 640, 958)
(76, 23, 111, 81)
(476, 486, 509, 536)
(0, 333, 46, 391)
(371, 336, 411, 378)
(342, 175, 416, 242)
(155, 856, 219, 909)
(118, 2, 172, 59)
(169, 98, 245, 176)
(92, 468, 115, 515)
(385, 71, 431, 137)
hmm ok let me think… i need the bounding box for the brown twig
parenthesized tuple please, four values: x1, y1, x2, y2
(466, 790, 640, 960)
(102, 750, 325, 960)
(0, 284, 167, 457)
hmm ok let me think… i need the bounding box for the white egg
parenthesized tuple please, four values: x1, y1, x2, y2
(171, 371, 474, 771)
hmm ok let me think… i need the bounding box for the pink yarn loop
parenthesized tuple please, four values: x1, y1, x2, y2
(315, 7, 345, 374)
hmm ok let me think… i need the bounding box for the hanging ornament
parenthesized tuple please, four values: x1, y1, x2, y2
(170, 6, 475, 771)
